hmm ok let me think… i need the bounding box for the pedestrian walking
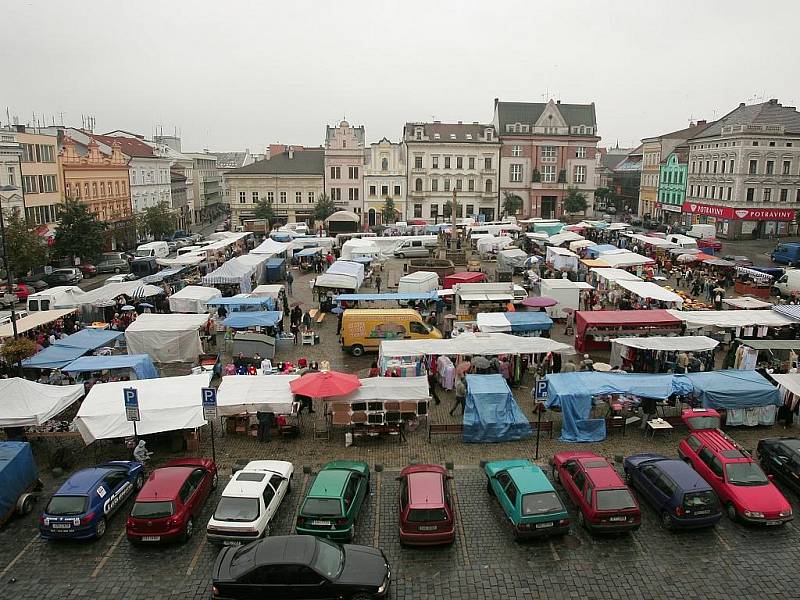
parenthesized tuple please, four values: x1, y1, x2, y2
(375, 274, 382, 294)
(290, 322, 299, 344)
(450, 376, 466, 416)
(256, 411, 272, 442)
(285, 270, 294, 295)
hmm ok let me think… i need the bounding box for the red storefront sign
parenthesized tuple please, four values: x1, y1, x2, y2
(681, 202, 795, 221)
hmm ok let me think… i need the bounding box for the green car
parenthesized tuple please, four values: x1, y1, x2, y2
(485, 459, 570, 539)
(296, 460, 370, 542)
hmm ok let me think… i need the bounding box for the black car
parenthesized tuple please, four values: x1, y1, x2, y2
(43, 268, 82, 286)
(17, 275, 49, 291)
(212, 535, 390, 600)
(757, 437, 800, 494)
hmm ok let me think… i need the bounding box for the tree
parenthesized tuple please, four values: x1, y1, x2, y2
(1, 337, 37, 364)
(381, 197, 396, 224)
(253, 199, 275, 228)
(52, 198, 107, 262)
(563, 186, 588, 215)
(2, 211, 46, 276)
(140, 201, 176, 241)
(312, 192, 336, 222)
(502, 192, 523, 217)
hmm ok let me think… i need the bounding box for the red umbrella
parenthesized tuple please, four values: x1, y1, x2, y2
(290, 370, 361, 398)
(521, 296, 558, 308)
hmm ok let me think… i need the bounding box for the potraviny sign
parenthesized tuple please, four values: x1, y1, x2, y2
(681, 202, 795, 221)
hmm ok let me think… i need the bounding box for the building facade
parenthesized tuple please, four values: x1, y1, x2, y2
(609, 145, 643, 215)
(182, 153, 222, 225)
(225, 149, 325, 226)
(170, 169, 189, 231)
(0, 129, 23, 215)
(685, 99, 800, 239)
(403, 122, 500, 222)
(211, 151, 254, 207)
(657, 149, 689, 223)
(324, 121, 365, 217)
(494, 99, 600, 219)
(363, 138, 405, 227)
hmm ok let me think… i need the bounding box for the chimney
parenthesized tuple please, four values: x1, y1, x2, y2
(739, 102, 746, 108)
(288, 150, 294, 159)
(769, 98, 779, 105)
(457, 120, 462, 125)
(556, 100, 561, 104)
(697, 120, 707, 126)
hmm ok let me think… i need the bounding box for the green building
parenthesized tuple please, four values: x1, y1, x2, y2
(658, 149, 689, 225)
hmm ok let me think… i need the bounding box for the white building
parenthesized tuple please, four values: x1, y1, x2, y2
(363, 138, 406, 227)
(403, 122, 500, 222)
(0, 129, 24, 215)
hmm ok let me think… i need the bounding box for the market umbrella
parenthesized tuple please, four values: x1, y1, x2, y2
(289, 370, 361, 398)
(521, 296, 558, 308)
(331, 306, 345, 314)
(121, 305, 135, 311)
(713, 287, 726, 293)
(139, 302, 154, 308)
(129, 284, 164, 299)
(471, 356, 491, 371)
(593, 362, 612, 372)
(677, 253, 699, 263)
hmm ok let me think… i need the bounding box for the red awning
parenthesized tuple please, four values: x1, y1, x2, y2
(576, 309, 682, 336)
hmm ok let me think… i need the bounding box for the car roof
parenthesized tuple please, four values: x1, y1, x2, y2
(407, 471, 444, 507)
(136, 466, 194, 501)
(505, 465, 552, 495)
(649, 459, 712, 491)
(222, 472, 272, 498)
(234, 536, 317, 574)
(579, 459, 625, 488)
(243, 460, 292, 477)
(692, 430, 749, 462)
(56, 465, 126, 495)
(308, 469, 349, 498)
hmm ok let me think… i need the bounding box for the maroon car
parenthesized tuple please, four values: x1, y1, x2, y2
(126, 458, 218, 544)
(78, 263, 98, 277)
(398, 464, 455, 546)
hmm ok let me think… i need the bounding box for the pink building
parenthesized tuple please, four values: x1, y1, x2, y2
(324, 120, 365, 218)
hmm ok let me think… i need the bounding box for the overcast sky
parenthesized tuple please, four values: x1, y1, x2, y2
(4, 0, 799, 153)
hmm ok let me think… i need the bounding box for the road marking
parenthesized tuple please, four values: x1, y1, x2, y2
(90, 529, 126, 578)
(185, 536, 207, 576)
(0, 533, 38, 578)
(548, 540, 561, 561)
(449, 474, 470, 565)
(713, 527, 733, 551)
(372, 473, 381, 548)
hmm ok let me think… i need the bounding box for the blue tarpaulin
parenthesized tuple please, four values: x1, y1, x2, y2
(586, 244, 619, 258)
(463, 374, 532, 443)
(296, 247, 323, 257)
(335, 292, 437, 302)
(55, 328, 123, 350)
(22, 345, 87, 370)
(504, 312, 553, 332)
(206, 296, 276, 310)
(223, 311, 282, 329)
(0, 442, 37, 522)
(676, 370, 780, 409)
(63, 354, 159, 380)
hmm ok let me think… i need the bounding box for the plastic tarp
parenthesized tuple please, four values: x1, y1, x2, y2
(296, 247, 323, 257)
(223, 311, 282, 329)
(0, 378, 85, 427)
(335, 292, 436, 302)
(722, 297, 772, 310)
(75, 373, 212, 443)
(216, 374, 299, 415)
(0, 309, 75, 339)
(341, 376, 430, 403)
(476, 312, 553, 333)
(612, 335, 719, 352)
(0, 442, 37, 521)
(23, 328, 124, 370)
(463, 374, 532, 443)
(548, 231, 584, 246)
(585, 244, 619, 258)
(315, 260, 365, 290)
(251, 238, 290, 256)
(380, 332, 573, 360)
(124, 313, 208, 363)
(168, 286, 222, 314)
(63, 354, 158, 380)
(667, 309, 794, 329)
(596, 250, 654, 268)
(206, 296, 274, 308)
(617, 280, 684, 306)
(22, 345, 88, 369)
(677, 370, 780, 409)
(496, 249, 529, 273)
(141, 267, 185, 284)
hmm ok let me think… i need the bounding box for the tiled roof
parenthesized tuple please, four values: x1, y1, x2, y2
(404, 122, 497, 143)
(694, 100, 800, 138)
(90, 134, 156, 158)
(209, 152, 248, 169)
(496, 100, 597, 130)
(225, 149, 324, 176)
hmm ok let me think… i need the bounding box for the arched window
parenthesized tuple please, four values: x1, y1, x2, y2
(92, 182, 98, 197)
(415, 178, 423, 192)
(485, 179, 493, 193)
(381, 158, 388, 171)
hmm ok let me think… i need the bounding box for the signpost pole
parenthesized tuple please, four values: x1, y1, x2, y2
(535, 405, 543, 461)
(124, 387, 141, 447)
(202, 388, 218, 464)
(210, 420, 216, 464)
(533, 379, 548, 461)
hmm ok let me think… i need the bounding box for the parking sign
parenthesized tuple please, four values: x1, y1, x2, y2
(124, 388, 140, 422)
(535, 379, 548, 400)
(202, 387, 217, 421)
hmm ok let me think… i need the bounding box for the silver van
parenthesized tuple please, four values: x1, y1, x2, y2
(97, 252, 130, 274)
(393, 239, 436, 258)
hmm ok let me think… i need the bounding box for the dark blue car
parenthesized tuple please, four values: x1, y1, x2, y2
(40, 461, 144, 540)
(623, 453, 721, 530)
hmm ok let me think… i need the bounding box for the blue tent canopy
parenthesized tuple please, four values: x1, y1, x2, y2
(206, 297, 273, 307)
(463, 374, 532, 443)
(504, 312, 553, 332)
(23, 345, 87, 370)
(296, 247, 322, 257)
(335, 292, 437, 302)
(55, 328, 123, 350)
(63, 354, 158, 380)
(586, 244, 619, 258)
(223, 311, 282, 329)
(676, 370, 779, 409)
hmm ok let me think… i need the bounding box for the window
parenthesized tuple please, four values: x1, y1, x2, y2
(414, 128, 422, 140)
(280, 191, 287, 203)
(369, 185, 376, 196)
(510, 164, 522, 182)
(414, 204, 422, 218)
(348, 188, 359, 201)
(456, 179, 462, 190)
(484, 157, 492, 170)
(330, 166, 340, 179)
(457, 157, 463, 169)
(267, 191, 274, 202)
(485, 129, 493, 141)
(711, 185, 716, 198)
(748, 160, 758, 174)
(431, 179, 439, 192)
(797, 190, 800, 203)
(729, 159, 734, 173)
(512, 145, 521, 157)
(686, 435, 702, 452)
(468, 157, 475, 170)
(308, 191, 314, 203)
(783, 161, 792, 175)
(770, 141, 776, 147)
(432, 156, 439, 169)
(753, 141, 759, 146)
(468, 179, 474, 191)
(727, 187, 732, 201)
(705, 160, 710, 172)
(574, 165, 586, 184)
(720, 161, 726, 174)
(381, 158, 388, 171)
(746, 188, 755, 202)
(22, 175, 38, 193)
(576, 146, 586, 158)
(766, 160, 775, 175)
(331, 188, 341, 201)
(21, 144, 35, 162)
(381, 185, 389, 197)
(394, 185, 401, 196)
(485, 179, 493, 193)
(92, 182, 98, 197)
(541, 146, 556, 162)
(239, 191, 246, 204)
(691, 161, 696, 173)
(712, 160, 717, 173)
(444, 157, 451, 169)
(542, 165, 556, 182)
(251, 191, 259, 203)
(430, 204, 438, 219)
(296, 191, 302, 203)
(348, 166, 359, 179)
(505, 482, 518, 505)
(414, 156, 423, 169)
(444, 179, 450, 191)
(85, 183, 90, 197)
(764, 188, 772, 202)
(572, 470, 586, 490)
(780, 189, 788, 202)
(414, 178, 423, 193)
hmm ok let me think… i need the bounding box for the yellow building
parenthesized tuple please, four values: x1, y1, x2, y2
(638, 138, 661, 220)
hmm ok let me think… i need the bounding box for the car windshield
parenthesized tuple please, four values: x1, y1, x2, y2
(407, 508, 448, 522)
(135, 250, 152, 257)
(521, 492, 564, 516)
(312, 538, 344, 579)
(46, 495, 88, 516)
(213, 496, 260, 522)
(596, 489, 636, 511)
(130, 501, 174, 518)
(725, 462, 769, 486)
(302, 498, 342, 516)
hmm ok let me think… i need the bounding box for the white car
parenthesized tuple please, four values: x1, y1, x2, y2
(206, 460, 293, 545)
(106, 273, 137, 283)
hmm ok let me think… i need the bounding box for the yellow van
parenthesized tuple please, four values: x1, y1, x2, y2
(340, 308, 442, 356)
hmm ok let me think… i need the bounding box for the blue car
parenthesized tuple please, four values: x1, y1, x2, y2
(623, 453, 721, 530)
(40, 461, 144, 540)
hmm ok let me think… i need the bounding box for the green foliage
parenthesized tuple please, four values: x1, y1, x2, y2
(140, 201, 176, 240)
(253, 199, 275, 226)
(1, 337, 37, 363)
(502, 192, 523, 217)
(2, 211, 46, 275)
(563, 186, 588, 214)
(52, 198, 107, 261)
(594, 187, 613, 202)
(313, 193, 336, 222)
(381, 197, 396, 224)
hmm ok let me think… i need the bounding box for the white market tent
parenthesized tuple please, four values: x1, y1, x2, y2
(325, 210, 360, 224)
(770, 374, 800, 398)
(341, 238, 381, 261)
(380, 332, 574, 360)
(545, 246, 579, 272)
(168, 285, 222, 314)
(723, 297, 773, 310)
(569, 239, 597, 253)
(611, 335, 719, 352)
(251, 284, 285, 299)
(252, 238, 291, 256)
(315, 260, 365, 290)
(477, 236, 514, 257)
(0, 378, 85, 427)
(216, 374, 299, 416)
(157, 253, 206, 267)
(74, 373, 211, 443)
(548, 231, 584, 246)
(596, 250, 654, 268)
(202, 254, 268, 293)
(590, 268, 643, 284)
(667, 309, 795, 329)
(341, 376, 430, 404)
(628, 234, 678, 250)
(125, 313, 209, 363)
(0, 309, 76, 339)
(617, 280, 684, 306)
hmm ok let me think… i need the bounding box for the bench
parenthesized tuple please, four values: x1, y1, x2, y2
(428, 420, 553, 442)
(308, 309, 325, 324)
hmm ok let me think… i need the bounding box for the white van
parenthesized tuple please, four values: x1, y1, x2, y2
(27, 286, 87, 312)
(393, 237, 438, 258)
(135, 241, 169, 259)
(687, 224, 716, 240)
(283, 222, 309, 236)
(666, 234, 699, 250)
(773, 270, 800, 298)
(398, 271, 440, 293)
(177, 245, 201, 256)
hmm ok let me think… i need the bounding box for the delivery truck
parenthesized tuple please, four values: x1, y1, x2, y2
(0, 442, 42, 527)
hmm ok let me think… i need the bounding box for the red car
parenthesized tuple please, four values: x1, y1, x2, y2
(78, 263, 98, 277)
(126, 458, 218, 543)
(677, 409, 792, 525)
(0, 284, 31, 302)
(552, 451, 641, 533)
(697, 238, 722, 251)
(398, 464, 455, 546)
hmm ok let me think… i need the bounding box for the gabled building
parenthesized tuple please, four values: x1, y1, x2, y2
(363, 138, 405, 227)
(325, 120, 365, 217)
(494, 98, 600, 219)
(658, 146, 690, 225)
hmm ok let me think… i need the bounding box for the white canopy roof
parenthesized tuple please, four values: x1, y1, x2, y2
(611, 335, 719, 352)
(548, 231, 584, 246)
(251, 284, 285, 298)
(590, 268, 643, 283)
(341, 238, 381, 260)
(722, 297, 773, 310)
(168, 285, 222, 314)
(341, 376, 430, 403)
(0, 378, 85, 427)
(74, 373, 212, 443)
(475, 312, 511, 333)
(667, 309, 795, 329)
(628, 234, 678, 249)
(617, 280, 683, 305)
(216, 374, 299, 415)
(477, 236, 513, 256)
(203, 254, 268, 292)
(380, 332, 574, 359)
(251, 238, 291, 256)
(569, 240, 597, 252)
(0, 309, 76, 339)
(125, 313, 209, 363)
(314, 260, 365, 290)
(597, 250, 654, 268)
(157, 253, 206, 267)
(325, 210, 360, 223)
(770, 374, 800, 398)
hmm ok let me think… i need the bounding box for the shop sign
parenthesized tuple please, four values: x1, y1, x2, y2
(681, 202, 795, 221)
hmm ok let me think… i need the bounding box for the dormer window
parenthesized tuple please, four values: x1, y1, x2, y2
(521, 125, 529, 133)
(485, 129, 493, 141)
(414, 128, 423, 140)
(449, 134, 456, 140)
(434, 133, 441, 140)
(466, 134, 473, 140)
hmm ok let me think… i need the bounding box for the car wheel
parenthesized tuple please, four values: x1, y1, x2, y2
(351, 345, 364, 357)
(211, 472, 219, 490)
(95, 517, 107, 539)
(114, 268, 121, 274)
(726, 503, 738, 522)
(397, 253, 405, 259)
(134, 473, 145, 490)
(286, 478, 292, 494)
(182, 518, 194, 542)
(19, 494, 34, 515)
(486, 479, 494, 496)
(660, 512, 674, 531)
